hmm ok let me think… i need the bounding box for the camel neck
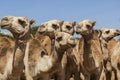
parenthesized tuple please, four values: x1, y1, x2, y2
(51, 45, 66, 64)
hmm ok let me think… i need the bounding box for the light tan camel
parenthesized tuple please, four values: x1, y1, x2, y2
(76, 19, 103, 80)
(61, 21, 81, 80)
(0, 34, 14, 80)
(0, 16, 35, 80)
(110, 30, 120, 80)
(99, 28, 120, 80)
(111, 38, 120, 80)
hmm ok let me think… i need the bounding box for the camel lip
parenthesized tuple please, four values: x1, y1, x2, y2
(69, 43, 76, 48)
(106, 36, 114, 41)
(0, 24, 10, 29)
(39, 31, 46, 34)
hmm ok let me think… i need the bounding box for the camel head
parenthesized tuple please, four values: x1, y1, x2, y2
(61, 21, 76, 35)
(37, 20, 64, 38)
(0, 16, 35, 39)
(55, 32, 77, 51)
(99, 28, 120, 42)
(76, 19, 96, 36)
(37, 20, 64, 34)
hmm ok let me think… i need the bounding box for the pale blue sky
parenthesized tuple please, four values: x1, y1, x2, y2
(0, 0, 120, 33)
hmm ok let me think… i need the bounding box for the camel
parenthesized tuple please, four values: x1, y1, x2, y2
(0, 34, 14, 80)
(35, 20, 64, 55)
(76, 19, 103, 80)
(99, 28, 120, 80)
(0, 16, 35, 80)
(60, 21, 81, 80)
(111, 38, 120, 80)
(108, 30, 120, 80)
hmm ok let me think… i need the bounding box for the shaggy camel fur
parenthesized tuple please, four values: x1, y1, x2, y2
(76, 19, 103, 80)
(0, 16, 35, 80)
(0, 35, 14, 80)
(99, 28, 120, 80)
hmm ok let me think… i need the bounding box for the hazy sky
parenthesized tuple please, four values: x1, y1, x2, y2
(0, 0, 120, 33)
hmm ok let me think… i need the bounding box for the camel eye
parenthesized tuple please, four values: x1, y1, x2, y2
(105, 30, 110, 34)
(3, 17, 8, 21)
(66, 25, 72, 30)
(40, 25, 45, 28)
(52, 24, 57, 28)
(56, 37, 62, 42)
(86, 25, 91, 29)
(18, 19, 27, 27)
(52, 24, 59, 30)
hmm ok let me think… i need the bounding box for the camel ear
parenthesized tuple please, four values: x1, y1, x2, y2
(60, 21, 64, 26)
(30, 20, 35, 26)
(73, 21, 76, 27)
(98, 29, 102, 38)
(92, 21, 96, 27)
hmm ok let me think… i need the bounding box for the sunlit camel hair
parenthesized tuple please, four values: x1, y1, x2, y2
(76, 19, 103, 80)
(35, 20, 64, 55)
(28, 24, 77, 80)
(111, 39, 120, 80)
(0, 34, 14, 80)
(0, 16, 35, 80)
(99, 28, 120, 80)
(111, 37, 120, 80)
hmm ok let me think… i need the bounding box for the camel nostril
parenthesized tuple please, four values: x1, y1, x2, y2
(70, 37, 75, 41)
(40, 51, 46, 57)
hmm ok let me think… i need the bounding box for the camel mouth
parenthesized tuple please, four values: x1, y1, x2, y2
(11, 27, 25, 34)
(107, 36, 114, 41)
(76, 31, 80, 34)
(68, 42, 76, 47)
(38, 31, 48, 36)
(39, 31, 46, 35)
(0, 24, 10, 29)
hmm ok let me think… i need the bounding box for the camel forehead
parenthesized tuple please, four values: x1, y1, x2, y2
(79, 19, 93, 25)
(3, 16, 29, 22)
(101, 28, 118, 33)
(63, 21, 74, 26)
(47, 20, 61, 24)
